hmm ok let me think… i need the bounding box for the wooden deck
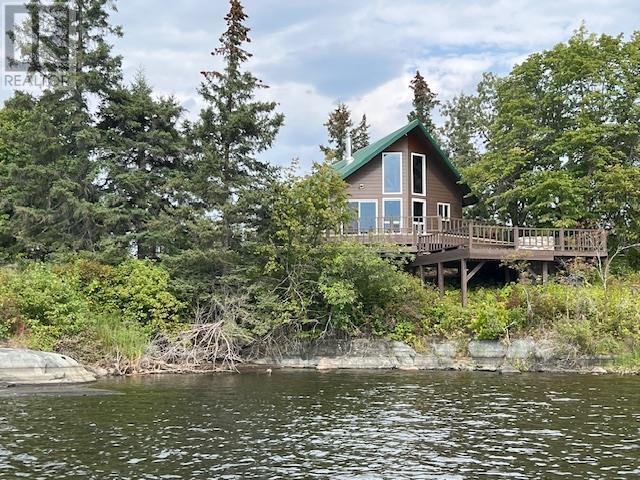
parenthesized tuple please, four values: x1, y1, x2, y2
(330, 216, 607, 261)
(329, 216, 607, 306)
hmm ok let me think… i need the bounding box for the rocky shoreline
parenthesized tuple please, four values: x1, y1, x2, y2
(0, 348, 96, 385)
(249, 337, 620, 375)
(0, 337, 629, 385)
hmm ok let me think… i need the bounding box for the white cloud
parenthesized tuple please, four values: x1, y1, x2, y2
(3, 0, 639, 172)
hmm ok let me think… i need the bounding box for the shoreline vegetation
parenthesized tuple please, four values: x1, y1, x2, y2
(1, 0, 640, 378)
(0, 255, 639, 376)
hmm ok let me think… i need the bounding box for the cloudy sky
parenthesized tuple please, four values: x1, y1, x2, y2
(5, 0, 640, 170)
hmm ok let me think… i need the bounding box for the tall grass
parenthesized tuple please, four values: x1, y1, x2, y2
(93, 314, 150, 363)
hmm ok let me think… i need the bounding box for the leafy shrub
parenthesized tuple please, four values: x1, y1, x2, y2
(64, 259, 185, 330)
(0, 259, 185, 352)
(317, 242, 431, 335)
(0, 264, 90, 349)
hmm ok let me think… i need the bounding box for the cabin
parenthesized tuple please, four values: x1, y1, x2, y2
(331, 119, 608, 305)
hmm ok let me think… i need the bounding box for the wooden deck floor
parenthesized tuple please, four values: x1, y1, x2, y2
(329, 216, 608, 265)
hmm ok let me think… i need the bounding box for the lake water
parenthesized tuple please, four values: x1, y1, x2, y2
(0, 371, 639, 479)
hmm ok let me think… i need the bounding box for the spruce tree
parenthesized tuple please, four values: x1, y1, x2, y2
(320, 103, 353, 161)
(407, 70, 439, 132)
(1, 0, 122, 257)
(194, 0, 284, 248)
(351, 114, 370, 151)
(98, 74, 186, 260)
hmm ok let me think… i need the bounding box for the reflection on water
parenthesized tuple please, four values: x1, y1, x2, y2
(0, 371, 639, 479)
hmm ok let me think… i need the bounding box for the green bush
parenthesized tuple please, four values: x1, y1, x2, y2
(0, 264, 90, 349)
(317, 242, 431, 335)
(64, 259, 185, 330)
(0, 259, 185, 352)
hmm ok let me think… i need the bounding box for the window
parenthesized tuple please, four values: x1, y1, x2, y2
(437, 202, 451, 220)
(382, 152, 402, 194)
(347, 200, 377, 234)
(412, 199, 426, 233)
(383, 199, 402, 233)
(411, 153, 426, 195)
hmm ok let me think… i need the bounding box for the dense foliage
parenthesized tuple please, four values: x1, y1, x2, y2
(442, 28, 640, 242)
(0, 2, 639, 371)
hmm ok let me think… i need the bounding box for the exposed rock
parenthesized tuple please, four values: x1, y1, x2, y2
(85, 365, 109, 378)
(249, 337, 615, 374)
(591, 366, 607, 375)
(429, 341, 458, 358)
(468, 340, 508, 358)
(506, 339, 536, 360)
(0, 348, 96, 385)
(316, 357, 337, 370)
(500, 364, 521, 375)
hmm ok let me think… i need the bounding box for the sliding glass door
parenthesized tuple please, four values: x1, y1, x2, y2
(347, 200, 377, 234)
(383, 199, 402, 233)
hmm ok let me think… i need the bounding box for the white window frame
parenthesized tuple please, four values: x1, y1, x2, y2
(412, 198, 427, 233)
(410, 153, 426, 196)
(382, 152, 403, 195)
(383, 198, 403, 232)
(437, 202, 451, 221)
(347, 199, 378, 234)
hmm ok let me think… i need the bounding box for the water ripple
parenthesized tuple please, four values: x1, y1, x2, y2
(0, 371, 638, 479)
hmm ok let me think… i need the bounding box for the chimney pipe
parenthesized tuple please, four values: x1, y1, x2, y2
(345, 133, 353, 163)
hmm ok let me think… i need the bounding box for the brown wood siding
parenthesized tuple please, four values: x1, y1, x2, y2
(407, 131, 463, 218)
(344, 137, 409, 218)
(343, 131, 463, 219)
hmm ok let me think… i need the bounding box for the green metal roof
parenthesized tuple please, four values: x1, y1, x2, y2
(333, 119, 462, 180)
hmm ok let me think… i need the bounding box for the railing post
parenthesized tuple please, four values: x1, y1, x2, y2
(559, 228, 565, 252)
(468, 221, 474, 249)
(514, 225, 519, 249)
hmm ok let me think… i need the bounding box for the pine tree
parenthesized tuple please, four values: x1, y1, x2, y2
(351, 114, 370, 151)
(1, 0, 123, 257)
(440, 73, 498, 169)
(320, 103, 352, 162)
(194, 0, 284, 248)
(98, 74, 186, 260)
(407, 70, 439, 132)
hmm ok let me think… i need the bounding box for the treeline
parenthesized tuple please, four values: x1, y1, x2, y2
(0, 0, 283, 295)
(1, 1, 639, 367)
(0, 1, 431, 360)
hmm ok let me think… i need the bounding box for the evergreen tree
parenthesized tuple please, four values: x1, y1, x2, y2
(351, 114, 370, 151)
(1, 0, 122, 257)
(98, 74, 186, 260)
(320, 103, 352, 162)
(407, 70, 439, 132)
(193, 0, 284, 248)
(440, 73, 498, 168)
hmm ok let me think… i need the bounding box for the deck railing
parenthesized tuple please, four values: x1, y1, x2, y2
(329, 216, 607, 256)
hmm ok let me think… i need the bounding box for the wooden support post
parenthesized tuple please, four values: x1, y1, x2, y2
(504, 267, 511, 284)
(467, 261, 486, 282)
(542, 261, 549, 284)
(461, 258, 468, 307)
(437, 262, 445, 297)
(419, 265, 425, 286)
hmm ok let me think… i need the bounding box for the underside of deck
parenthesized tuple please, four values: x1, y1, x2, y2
(329, 216, 608, 305)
